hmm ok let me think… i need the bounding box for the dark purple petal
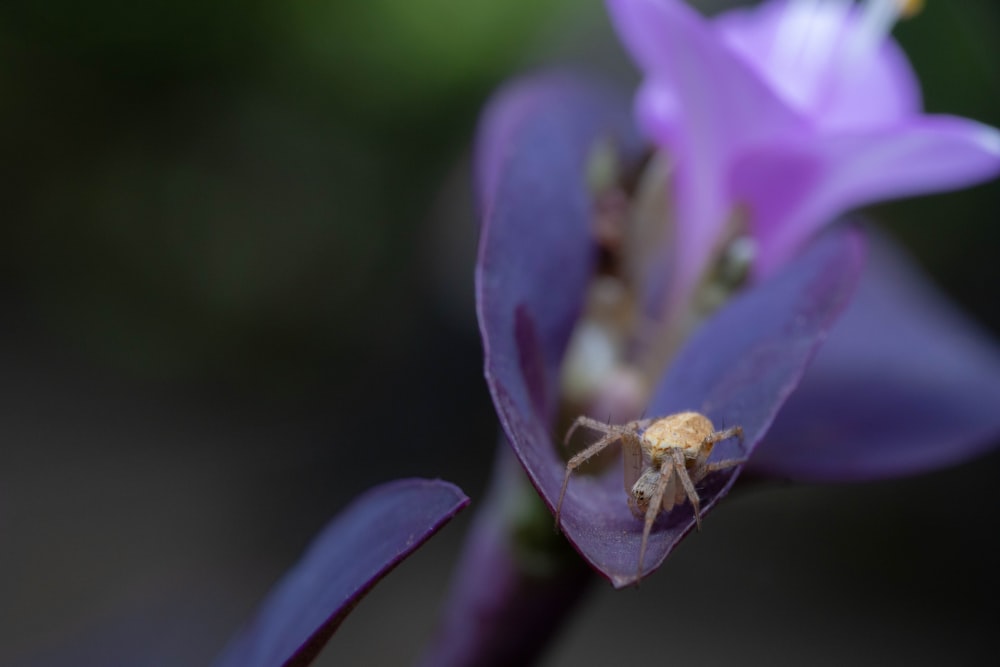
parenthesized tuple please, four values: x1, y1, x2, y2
(477, 74, 642, 429)
(214, 479, 468, 667)
(750, 232, 1000, 481)
(562, 226, 862, 586)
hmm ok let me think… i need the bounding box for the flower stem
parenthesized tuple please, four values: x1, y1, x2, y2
(416, 444, 593, 667)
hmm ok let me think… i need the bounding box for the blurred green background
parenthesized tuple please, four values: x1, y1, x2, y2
(0, 0, 587, 379)
(0, 1, 996, 665)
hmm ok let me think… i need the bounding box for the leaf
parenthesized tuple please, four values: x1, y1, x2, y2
(751, 230, 1000, 480)
(561, 227, 864, 586)
(214, 479, 469, 667)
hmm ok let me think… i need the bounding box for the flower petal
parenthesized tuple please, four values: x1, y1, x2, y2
(735, 115, 1000, 274)
(750, 232, 1000, 481)
(607, 0, 805, 306)
(714, 0, 921, 130)
(214, 479, 469, 667)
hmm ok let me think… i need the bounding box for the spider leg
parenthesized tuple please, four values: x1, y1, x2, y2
(706, 425, 744, 447)
(706, 457, 747, 471)
(625, 417, 654, 432)
(660, 466, 678, 512)
(622, 434, 645, 498)
(692, 424, 747, 480)
(555, 433, 622, 532)
(638, 457, 674, 581)
(698, 457, 748, 477)
(670, 447, 702, 531)
(694, 440, 713, 470)
(563, 415, 617, 447)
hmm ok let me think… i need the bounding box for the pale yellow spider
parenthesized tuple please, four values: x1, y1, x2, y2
(555, 411, 745, 579)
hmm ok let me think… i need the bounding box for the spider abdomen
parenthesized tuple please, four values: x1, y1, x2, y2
(640, 411, 715, 459)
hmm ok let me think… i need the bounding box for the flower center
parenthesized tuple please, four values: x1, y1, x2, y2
(558, 145, 756, 427)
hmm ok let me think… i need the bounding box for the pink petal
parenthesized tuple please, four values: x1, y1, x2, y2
(607, 0, 804, 307)
(734, 115, 1000, 275)
(714, 0, 921, 130)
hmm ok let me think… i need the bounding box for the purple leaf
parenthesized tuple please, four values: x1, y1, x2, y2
(554, 228, 864, 587)
(750, 232, 1000, 481)
(476, 73, 642, 429)
(415, 447, 592, 667)
(651, 228, 865, 452)
(214, 479, 469, 667)
(475, 72, 608, 217)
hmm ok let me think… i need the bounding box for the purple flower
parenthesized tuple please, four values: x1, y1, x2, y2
(215, 479, 467, 667)
(609, 0, 1000, 299)
(473, 0, 1000, 589)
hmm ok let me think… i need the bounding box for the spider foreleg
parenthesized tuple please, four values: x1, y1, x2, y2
(706, 425, 744, 447)
(626, 417, 654, 432)
(563, 415, 618, 447)
(695, 457, 749, 481)
(555, 433, 622, 532)
(671, 447, 702, 530)
(638, 458, 674, 581)
(692, 425, 747, 481)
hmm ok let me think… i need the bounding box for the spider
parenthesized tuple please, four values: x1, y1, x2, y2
(555, 411, 745, 580)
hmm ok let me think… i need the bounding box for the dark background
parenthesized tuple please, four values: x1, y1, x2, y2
(1, 1, 997, 665)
